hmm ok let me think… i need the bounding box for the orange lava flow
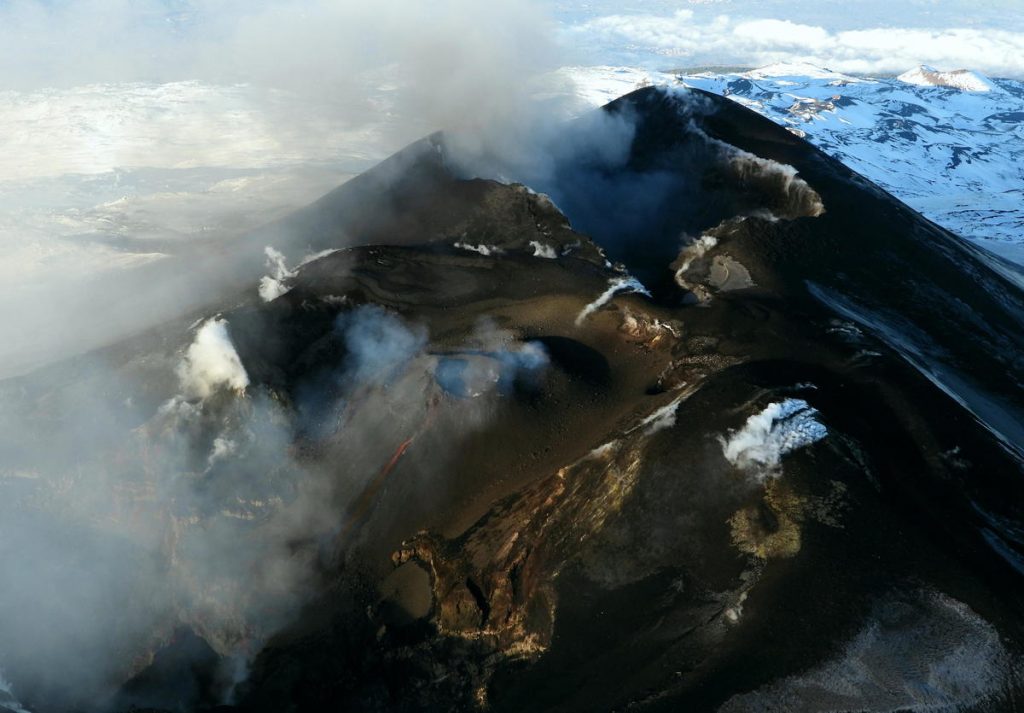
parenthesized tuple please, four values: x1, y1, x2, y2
(381, 437, 414, 479)
(331, 397, 440, 560)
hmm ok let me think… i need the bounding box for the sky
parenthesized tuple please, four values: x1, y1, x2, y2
(3, 0, 1024, 91)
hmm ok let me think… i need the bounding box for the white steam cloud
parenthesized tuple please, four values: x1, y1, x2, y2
(176, 318, 250, 399)
(0, 301, 530, 709)
(433, 319, 550, 399)
(576, 276, 651, 326)
(337, 306, 429, 386)
(720, 398, 828, 478)
(258, 246, 295, 302)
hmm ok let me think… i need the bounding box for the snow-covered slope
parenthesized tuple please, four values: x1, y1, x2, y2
(568, 64, 1024, 257)
(680, 66, 1024, 252)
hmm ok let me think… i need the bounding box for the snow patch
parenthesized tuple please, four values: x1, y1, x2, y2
(529, 240, 558, 259)
(720, 590, 1015, 713)
(454, 242, 504, 256)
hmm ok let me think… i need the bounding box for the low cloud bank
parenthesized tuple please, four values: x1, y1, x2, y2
(571, 9, 1024, 78)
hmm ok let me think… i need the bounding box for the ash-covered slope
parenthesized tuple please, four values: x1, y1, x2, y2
(2, 86, 1024, 713)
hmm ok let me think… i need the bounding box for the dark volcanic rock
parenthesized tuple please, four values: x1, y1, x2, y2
(230, 88, 1024, 712)
(3, 87, 1024, 713)
(111, 628, 223, 712)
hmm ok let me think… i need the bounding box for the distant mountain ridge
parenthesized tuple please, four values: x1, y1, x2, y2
(896, 65, 996, 92)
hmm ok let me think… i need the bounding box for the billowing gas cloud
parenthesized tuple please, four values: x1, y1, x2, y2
(0, 0, 576, 380)
(720, 398, 828, 479)
(177, 319, 251, 399)
(0, 0, 566, 144)
(0, 286, 558, 711)
(0, 8, 585, 703)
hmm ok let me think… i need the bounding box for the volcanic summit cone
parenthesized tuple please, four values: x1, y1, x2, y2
(2, 87, 1024, 713)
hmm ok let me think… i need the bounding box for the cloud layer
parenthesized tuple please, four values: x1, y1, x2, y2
(0, 0, 564, 138)
(569, 8, 1024, 77)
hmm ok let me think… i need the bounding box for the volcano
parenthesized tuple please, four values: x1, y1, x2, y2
(2, 86, 1024, 713)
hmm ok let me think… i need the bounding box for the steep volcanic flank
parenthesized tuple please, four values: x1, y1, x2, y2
(2, 86, 1024, 713)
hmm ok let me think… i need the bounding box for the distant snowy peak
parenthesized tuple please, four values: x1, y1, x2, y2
(739, 62, 862, 83)
(897, 65, 995, 92)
